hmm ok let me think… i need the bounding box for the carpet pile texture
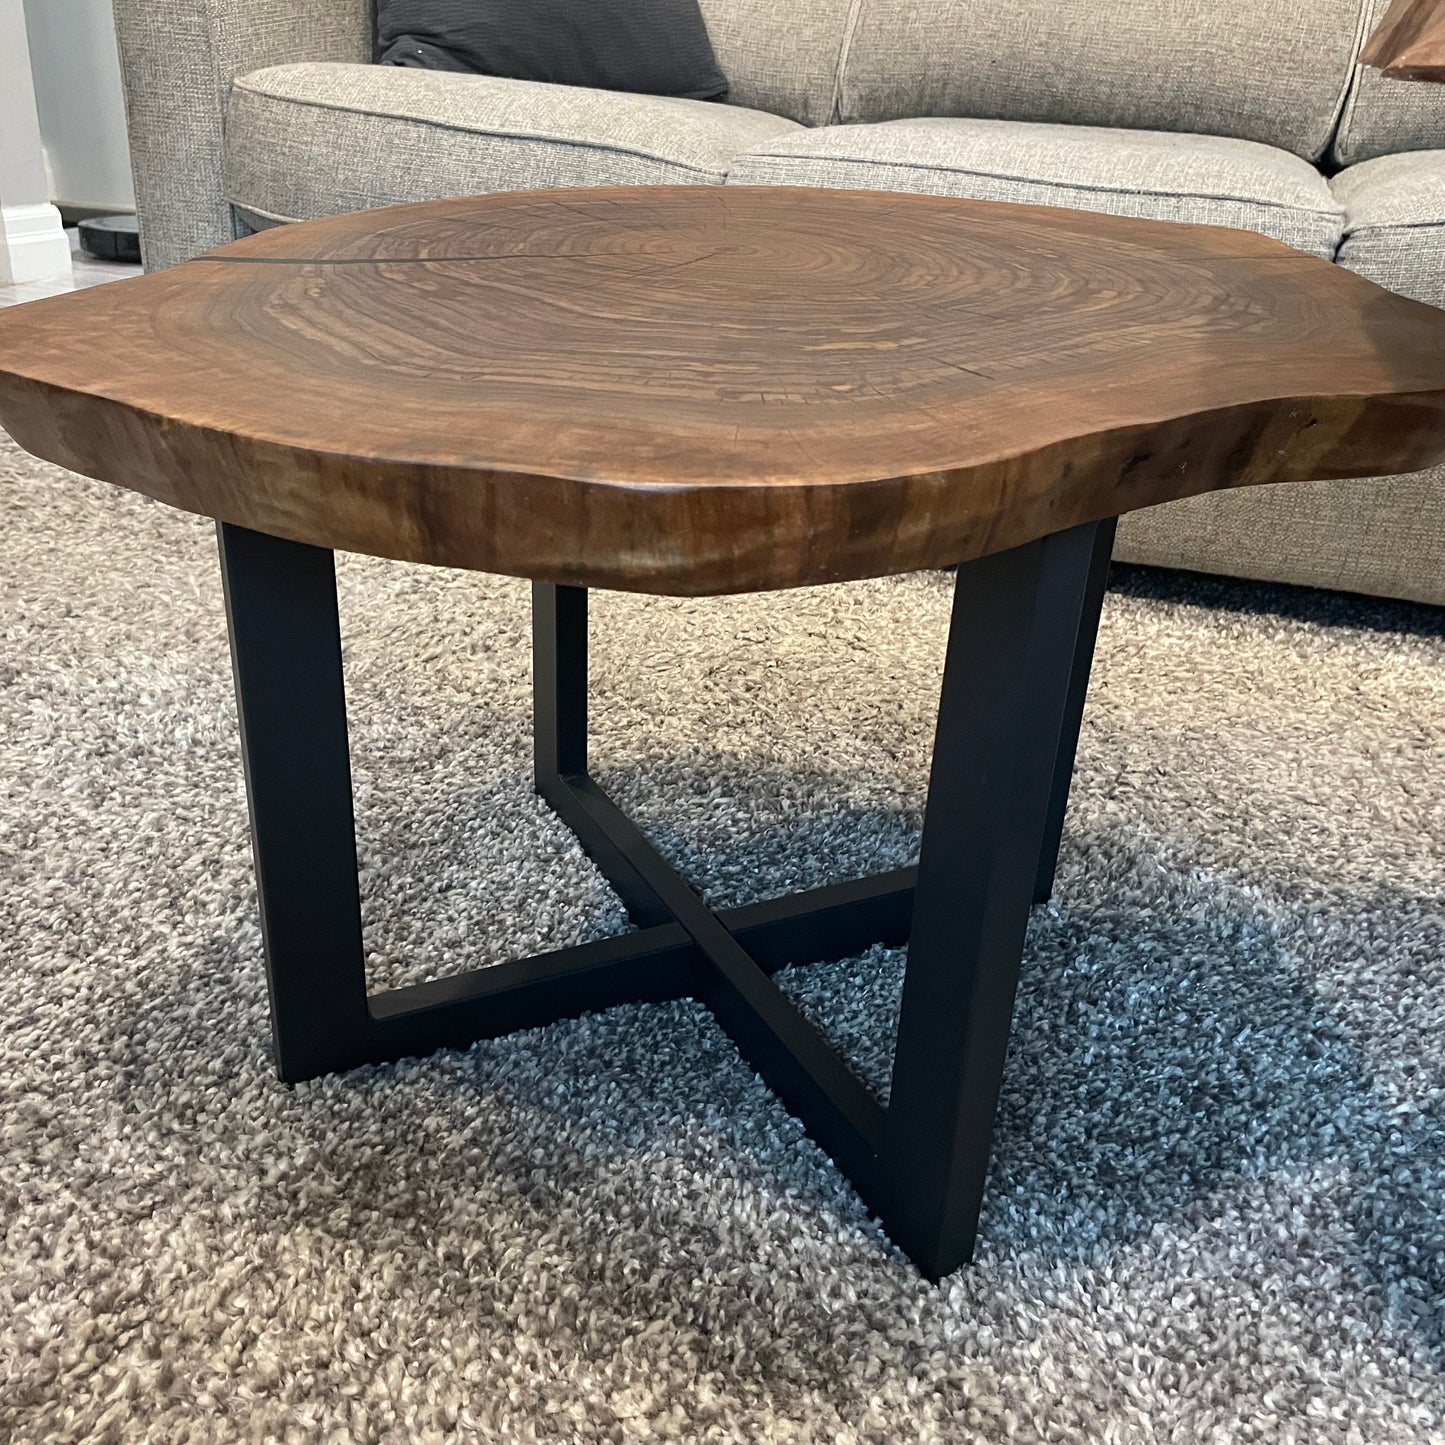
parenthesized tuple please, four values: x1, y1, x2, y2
(2, 429, 1444, 1443)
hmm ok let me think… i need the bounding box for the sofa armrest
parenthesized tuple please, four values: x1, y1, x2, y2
(113, 0, 371, 270)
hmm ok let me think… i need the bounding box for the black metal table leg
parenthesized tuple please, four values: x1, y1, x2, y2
(532, 580, 588, 782)
(219, 519, 1114, 1277)
(1033, 518, 1116, 903)
(881, 521, 1113, 1278)
(531, 581, 677, 929)
(218, 522, 374, 1082)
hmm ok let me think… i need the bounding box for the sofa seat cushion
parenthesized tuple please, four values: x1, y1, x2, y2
(226, 62, 801, 225)
(1332, 151, 1445, 306)
(728, 118, 1345, 257)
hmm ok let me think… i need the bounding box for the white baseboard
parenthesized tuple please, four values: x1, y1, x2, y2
(0, 202, 73, 286)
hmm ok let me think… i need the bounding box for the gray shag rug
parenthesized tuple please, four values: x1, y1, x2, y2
(3, 426, 1445, 1444)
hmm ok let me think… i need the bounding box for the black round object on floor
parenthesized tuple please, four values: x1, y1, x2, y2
(77, 215, 141, 265)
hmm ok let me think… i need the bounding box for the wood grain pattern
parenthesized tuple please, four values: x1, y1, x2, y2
(2, 186, 1445, 595)
(1361, 0, 1445, 81)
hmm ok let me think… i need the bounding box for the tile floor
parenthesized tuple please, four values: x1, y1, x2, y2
(0, 229, 140, 309)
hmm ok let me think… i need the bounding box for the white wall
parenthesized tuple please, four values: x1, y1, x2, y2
(22, 0, 136, 213)
(0, 0, 72, 281)
(0, 0, 48, 205)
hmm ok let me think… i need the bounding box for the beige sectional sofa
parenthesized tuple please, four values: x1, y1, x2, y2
(113, 0, 1445, 604)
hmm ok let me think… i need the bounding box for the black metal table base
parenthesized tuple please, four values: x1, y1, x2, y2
(216, 517, 1115, 1279)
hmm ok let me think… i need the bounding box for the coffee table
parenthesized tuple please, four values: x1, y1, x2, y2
(3, 187, 1444, 1279)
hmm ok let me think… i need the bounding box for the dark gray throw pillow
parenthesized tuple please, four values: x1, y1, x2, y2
(377, 0, 729, 101)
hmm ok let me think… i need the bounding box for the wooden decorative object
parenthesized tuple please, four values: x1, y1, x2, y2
(1361, 0, 1445, 82)
(2, 188, 1445, 594)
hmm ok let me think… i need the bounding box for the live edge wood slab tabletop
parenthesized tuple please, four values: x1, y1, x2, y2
(4, 185, 1445, 1281)
(2, 186, 1445, 596)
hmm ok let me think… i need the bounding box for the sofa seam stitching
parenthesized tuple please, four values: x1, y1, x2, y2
(230, 201, 308, 226)
(1331, 0, 1378, 169)
(204, 2, 249, 245)
(229, 78, 745, 178)
(1341, 217, 1445, 235)
(829, 0, 867, 127)
(735, 152, 1344, 219)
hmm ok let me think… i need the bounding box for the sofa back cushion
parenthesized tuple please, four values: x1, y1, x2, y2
(838, 0, 1368, 161)
(697, 0, 852, 125)
(1334, 0, 1445, 164)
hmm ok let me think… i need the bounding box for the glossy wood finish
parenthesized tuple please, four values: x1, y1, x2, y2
(1362, 0, 1445, 81)
(3, 187, 1445, 595)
